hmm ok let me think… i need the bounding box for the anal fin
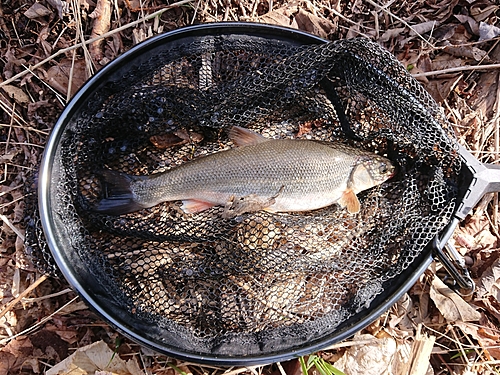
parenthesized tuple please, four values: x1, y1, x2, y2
(338, 189, 361, 214)
(181, 199, 216, 214)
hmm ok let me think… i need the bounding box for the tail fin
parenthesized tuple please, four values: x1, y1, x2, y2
(95, 170, 147, 215)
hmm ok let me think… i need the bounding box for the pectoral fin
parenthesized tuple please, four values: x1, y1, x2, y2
(338, 189, 360, 214)
(181, 199, 216, 214)
(222, 186, 284, 218)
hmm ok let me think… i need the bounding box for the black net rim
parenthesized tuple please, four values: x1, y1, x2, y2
(39, 22, 438, 365)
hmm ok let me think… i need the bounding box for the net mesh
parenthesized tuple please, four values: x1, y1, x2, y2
(27, 33, 460, 357)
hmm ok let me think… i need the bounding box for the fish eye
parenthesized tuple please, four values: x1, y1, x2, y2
(379, 163, 388, 174)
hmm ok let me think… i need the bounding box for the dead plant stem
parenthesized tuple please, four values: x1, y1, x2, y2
(0, 295, 79, 345)
(366, 0, 434, 48)
(0, 275, 49, 320)
(413, 63, 500, 78)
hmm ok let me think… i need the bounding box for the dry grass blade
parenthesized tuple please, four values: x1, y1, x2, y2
(413, 63, 500, 77)
(0, 296, 80, 345)
(0, 275, 48, 320)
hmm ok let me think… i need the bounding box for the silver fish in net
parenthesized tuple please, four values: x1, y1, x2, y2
(95, 126, 395, 217)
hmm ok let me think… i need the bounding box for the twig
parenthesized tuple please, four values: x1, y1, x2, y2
(3, 100, 14, 159)
(366, 0, 434, 48)
(493, 77, 500, 229)
(0, 295, 79, 345)
(412, 63, 500, 78)
(0, 0, 194, 88)
(276, 362, 287, 375)
(22, 288, 73, 303)
(0, 213, 24, 241)
(324, 338, 380, 350)
(323, 4, 376, 34)
(223, 366, 264, 375)
(20, 63, 66, 104)
(404, 324, 436, 375)
(0, 274, 49, 320)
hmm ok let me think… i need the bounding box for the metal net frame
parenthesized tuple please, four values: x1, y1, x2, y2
(29, 26, 460, 360)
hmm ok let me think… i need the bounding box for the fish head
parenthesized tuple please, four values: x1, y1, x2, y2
(350, 155, 395, 193)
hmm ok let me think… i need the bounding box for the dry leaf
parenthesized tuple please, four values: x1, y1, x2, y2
(456, 320, 500, 361)
(479, 21, 500, 41)
(410, 21, 438, 36)
(294, 8, 334, 39)
(333, 334, 397, 375)
(379, 28, 405, 42)
(477, 257, 500, 301)
(0, 336, 34, 374)
(46, 340, 143, 375)
(454, 15, 479, 35)
(0, 352, 17, 374)
(425, 76, 461, 103)
(443, 45, 489, 62)
(429, 276, 481, 322)
(30, 330, 69, 362)
(471, 5, 499, 23)
(1, 85, 30, 104)
(47, 0, 65, 19)
(89, 0, 112, 65)
(256, 5, 297, 28)
(46, 59, 88, 97)
(24, 3, 52, 19)
(433, 24, 458, 41)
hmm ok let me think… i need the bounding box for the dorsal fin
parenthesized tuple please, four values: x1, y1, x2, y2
(229, 126, 269, 147)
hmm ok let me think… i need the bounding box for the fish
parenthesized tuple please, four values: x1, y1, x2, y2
(95, 126, 395, 216)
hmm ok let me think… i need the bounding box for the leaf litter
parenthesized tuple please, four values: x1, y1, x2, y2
(1, 0, 500, 374)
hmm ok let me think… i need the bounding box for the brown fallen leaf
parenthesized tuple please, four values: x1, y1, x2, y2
(333, 333, 415, 375)
(46, 59, 88, 97)
(46, 340, 142, 375)
(456, 319, 500, 361)
(471, 4, 499, 23)
(379, 28, 406, 43)
(443, 45, 489, 62)
(477, 257, 500, 301)
(47, 0, 65, 19)
(2, 48, 27, 80)
(429, 276, 481, 322)
(24, 3, 52, 19)
(254, 3, 298, 28)
(89, 0, 112, 65)
(1, 85, 30, 104)
(409, 20, 438, 36)
(294, 8, 334, 39)
(0, 336, 35, 374)
(424, 75, 461, 103)
(454, 14, 479, 35)
(30, 330, 69, 362)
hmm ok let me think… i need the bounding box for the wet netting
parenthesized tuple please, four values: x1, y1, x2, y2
(27, 27, 461, 359)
